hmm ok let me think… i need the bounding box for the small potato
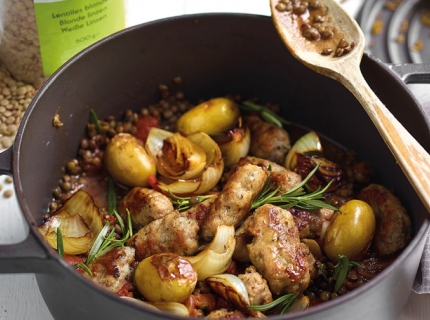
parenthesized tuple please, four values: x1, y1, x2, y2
(134, 253, 198, 303)
(177, 97, 240, 136)
(323, 200, 376, 263)
(104, 133, 156, 187)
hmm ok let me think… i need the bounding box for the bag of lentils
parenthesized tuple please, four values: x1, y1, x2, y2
(0, 0, 125, 89)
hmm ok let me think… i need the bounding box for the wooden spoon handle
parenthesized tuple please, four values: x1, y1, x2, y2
(341, 67, 430, 212)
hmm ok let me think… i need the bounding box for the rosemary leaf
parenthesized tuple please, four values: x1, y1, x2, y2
(56, 227, 64, 258)
(73, 262, 93, 276)
(279, 294, 298, 315)
(96, 228, 118, 258)
(107, 177, 116, 215)
(86, 222, 110, 265)
(248, 293, 297, 314)
(333, 255, 363, 293)
(89, 109, 101, 134)
(126, 208, 133, 238)
(113, 210, 125, 234)
(261, 109, 283, 127)
(168, 190, 215, 211)
(240, 101, 291, 127)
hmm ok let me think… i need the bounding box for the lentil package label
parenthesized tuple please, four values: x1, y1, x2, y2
(33, 0, 125, 77)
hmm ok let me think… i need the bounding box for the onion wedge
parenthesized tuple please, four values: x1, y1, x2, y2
(38, 190, 103, 255)
(289, 296, 310, 312)
(213, 126, 251, 168)
(149, 129, 224, 195)
(186, 131, 224, 194)
(187, 225, 235, 280)
(146, 128, 206, 180)
(284, 131, 323, 170)
(206, 274, 250, 310)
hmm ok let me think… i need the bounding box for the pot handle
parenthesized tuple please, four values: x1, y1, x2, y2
(0, 232, 52, 274)
(0, 146, 12, 176)
(0, 147, 52, 274)
(388, 63, 430, 84)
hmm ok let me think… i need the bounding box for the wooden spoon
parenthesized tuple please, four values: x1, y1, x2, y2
(270, 0, 430, 212)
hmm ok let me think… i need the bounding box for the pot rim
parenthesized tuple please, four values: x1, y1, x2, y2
(7, 12, 430, 319)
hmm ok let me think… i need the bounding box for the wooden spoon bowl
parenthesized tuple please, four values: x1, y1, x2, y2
(270, 0, 430, 212)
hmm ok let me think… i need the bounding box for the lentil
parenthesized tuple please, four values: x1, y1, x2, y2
(3, 189, 13, 198)
(321, 48, 333, 55)
(319, 291, 330, 302)
(303, 27, 321, 41)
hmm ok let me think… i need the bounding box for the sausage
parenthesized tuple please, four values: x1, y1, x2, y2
(244, 113, 291, 165)
(83, 246, 135, 293)
(238, 266, 273, 306)
(358, 184, 412, 256)
(127, 211, 199, 261)
(118, 187, 174, 229)
(200, 163, 269, 241)
(246, 204, 315, 295)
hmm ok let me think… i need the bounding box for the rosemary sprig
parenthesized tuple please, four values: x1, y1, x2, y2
(239, 101, 291, 127)
(86, 210, 132, 265)
(248, 293, 297, 315)
(168, 190, 215, 211)
(251, 163, 339, 211)
(89, 109, 101, 133)
(333, 255, 363, 293)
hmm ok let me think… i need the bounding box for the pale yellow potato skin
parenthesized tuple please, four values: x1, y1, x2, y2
(134, 253, 197, 303)
(104, 133, 156, 187)
(177, 97, 240, 136)
(323, 200, 376, 263)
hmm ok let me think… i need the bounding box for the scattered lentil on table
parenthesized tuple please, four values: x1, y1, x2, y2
(0, 176, 14, 198)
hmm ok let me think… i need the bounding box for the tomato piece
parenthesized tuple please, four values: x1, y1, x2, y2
(64, 254, 85, 266)
(148, 175, 162, 192)
(116, 280, 135, 297)
(225, 260, 238, 275)
(104, 215, 117, 222)
(135, 115, 159, 142)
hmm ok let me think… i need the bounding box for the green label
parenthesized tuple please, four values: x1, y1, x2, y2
(34, 0, 125, 76)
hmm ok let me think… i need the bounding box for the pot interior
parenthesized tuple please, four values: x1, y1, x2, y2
(13, 13, 430, 320)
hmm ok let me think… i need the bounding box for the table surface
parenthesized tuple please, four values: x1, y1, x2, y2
(1, 1, 430, 319)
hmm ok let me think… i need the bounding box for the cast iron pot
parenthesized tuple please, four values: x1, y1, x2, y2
(1, 13, 430, 320)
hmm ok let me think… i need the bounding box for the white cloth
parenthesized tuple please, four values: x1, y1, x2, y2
(413, 233, 430, 293)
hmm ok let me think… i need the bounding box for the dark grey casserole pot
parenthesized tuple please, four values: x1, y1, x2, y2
(1, 13, 430, 320)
